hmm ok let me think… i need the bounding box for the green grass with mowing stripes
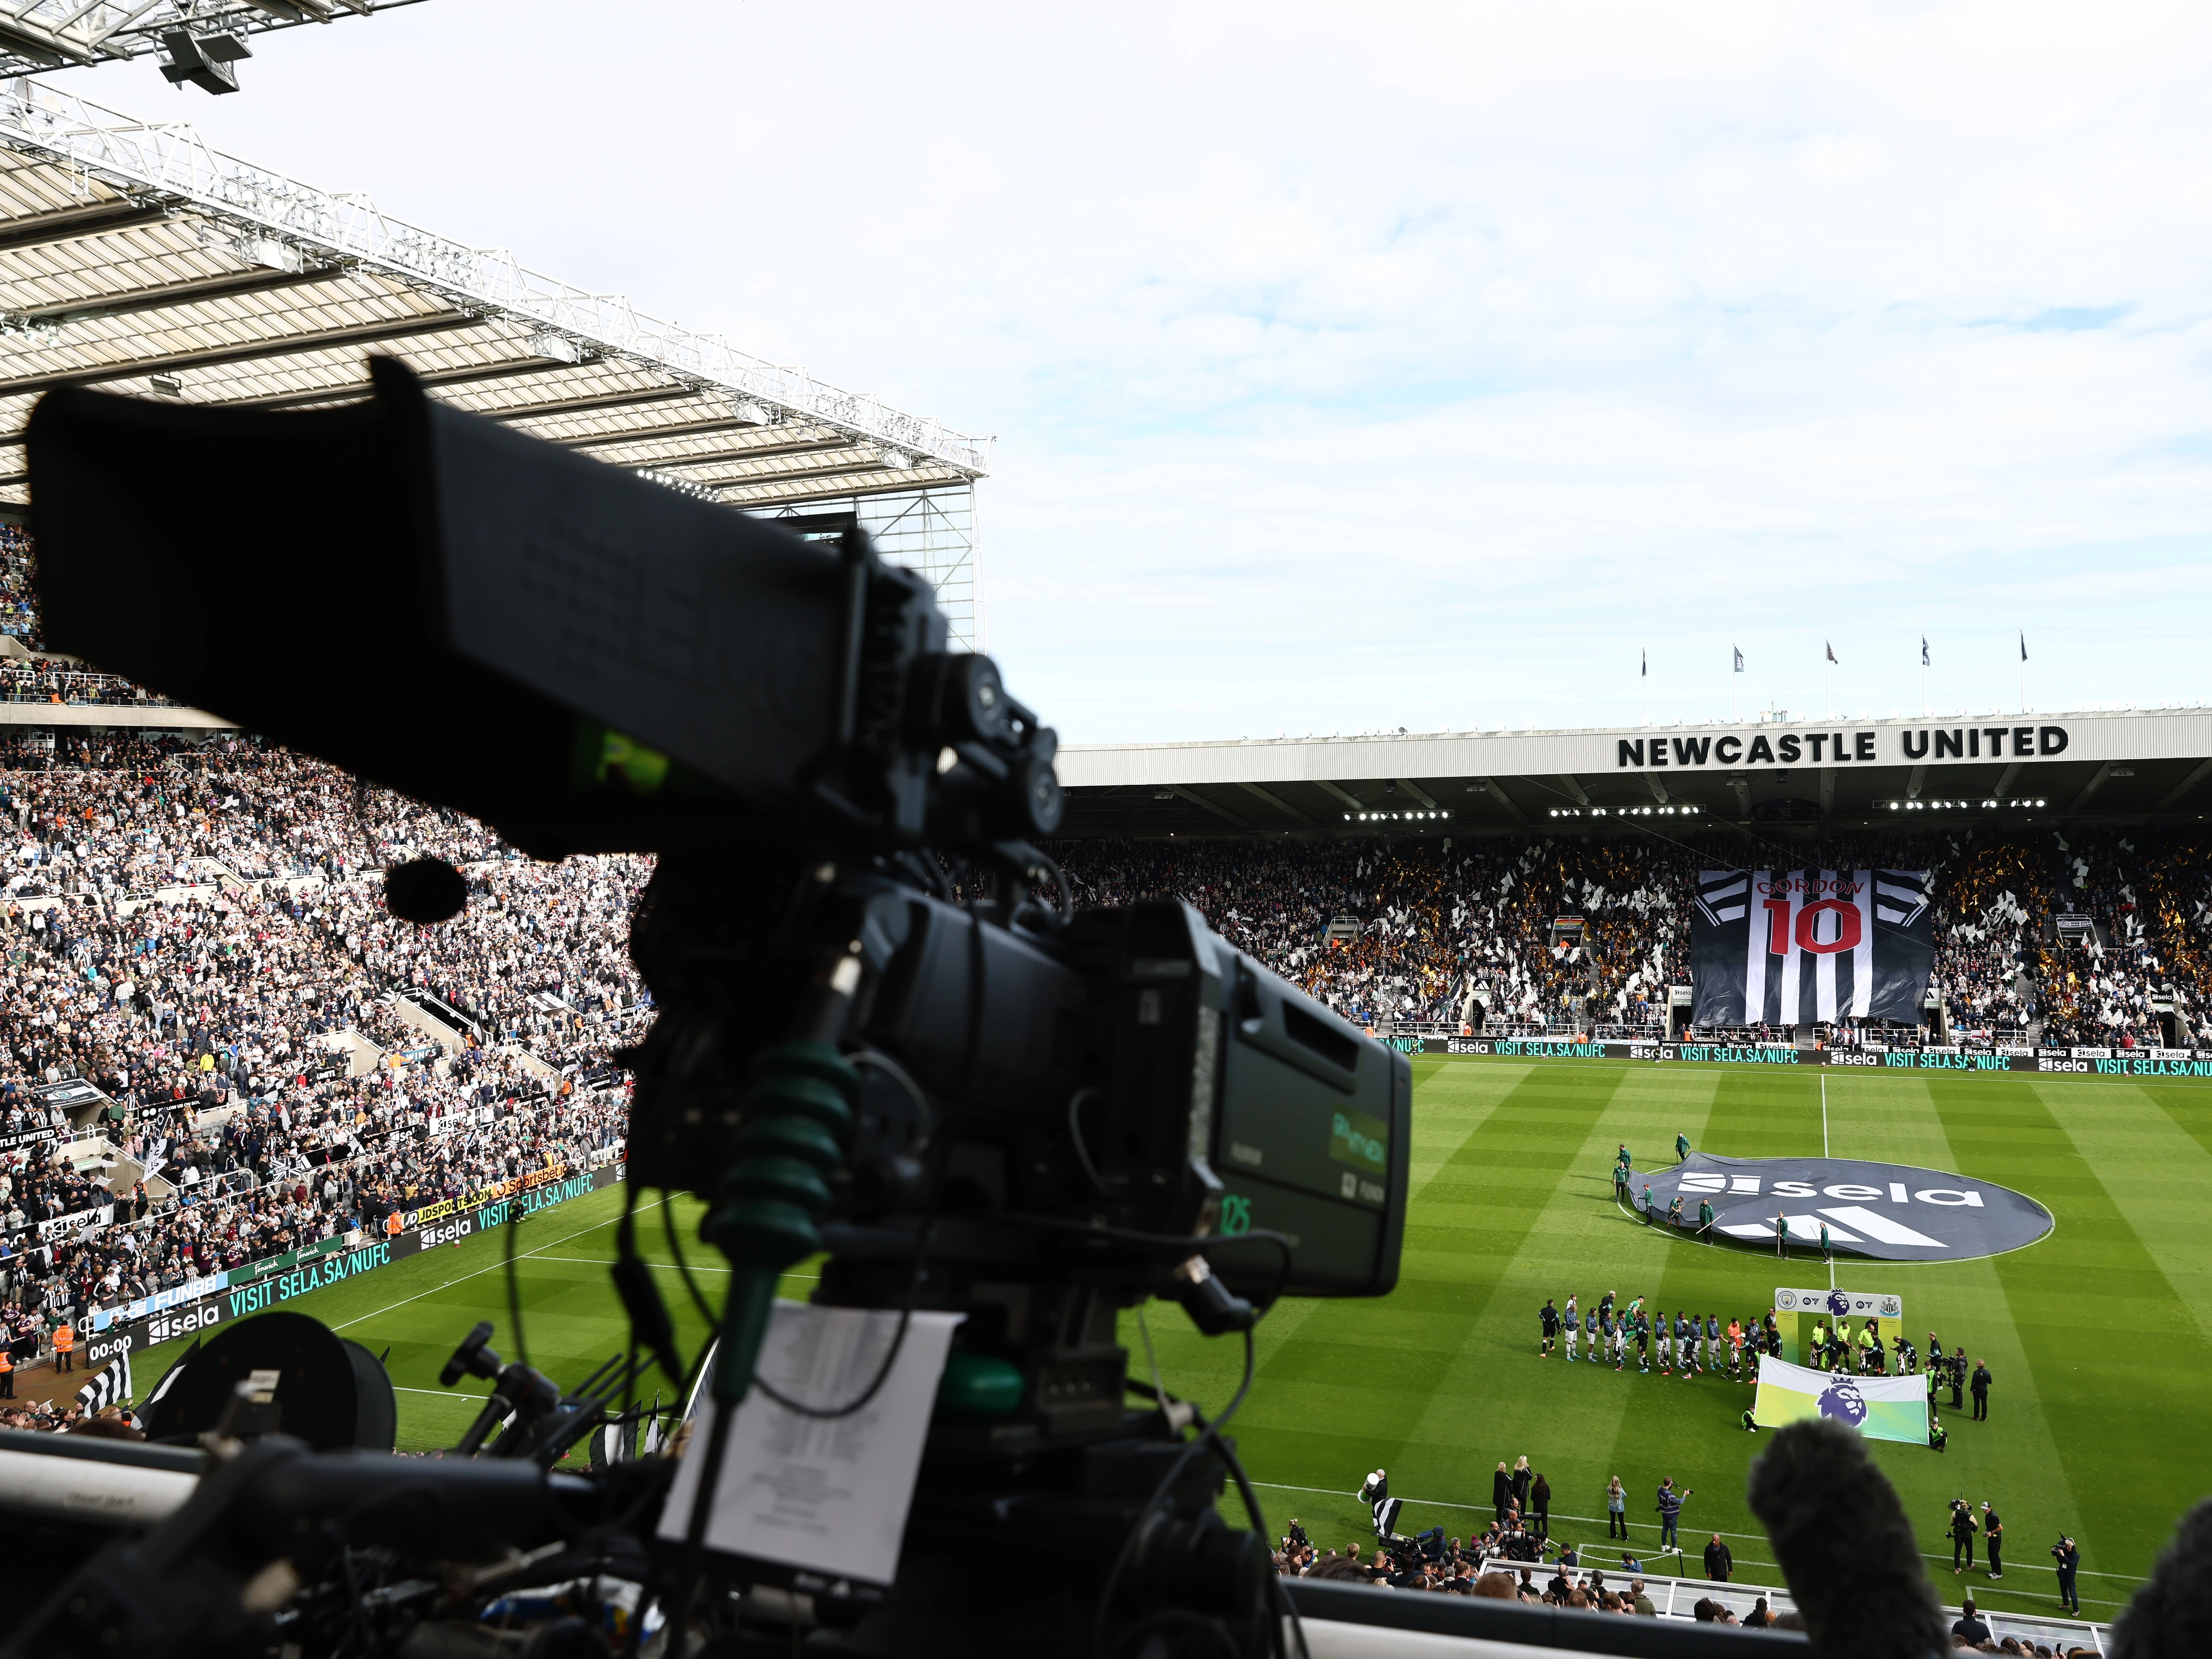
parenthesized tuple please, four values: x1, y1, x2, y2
(1127, 1057, 2211, 1619)
(123, 1058, 2209, 1621)
(129, 1184, 748, 1456)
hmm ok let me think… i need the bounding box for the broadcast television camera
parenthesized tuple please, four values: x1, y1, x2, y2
(8, 360, 1412, 1659)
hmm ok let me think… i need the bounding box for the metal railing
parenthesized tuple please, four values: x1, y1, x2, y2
(1466, 1553, 2108, 1651)
(0, 667, 184, 706)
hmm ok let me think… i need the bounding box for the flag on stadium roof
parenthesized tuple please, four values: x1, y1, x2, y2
(1922, 637, 1930, 667)
(1825, 641, 1838, 664)
(1733, 646, 1744, 672)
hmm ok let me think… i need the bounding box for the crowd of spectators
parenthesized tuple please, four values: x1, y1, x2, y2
(0, 523, 39, 649)
(0, 733, 653, 1392)
(1055, 825, 2212, 1048)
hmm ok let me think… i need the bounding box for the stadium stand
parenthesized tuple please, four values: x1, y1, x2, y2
(0, 725, 650, 1408)
(1055, 827, 2208, 1049)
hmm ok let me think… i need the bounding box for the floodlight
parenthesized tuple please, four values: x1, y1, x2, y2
(160, 28, 250, 94)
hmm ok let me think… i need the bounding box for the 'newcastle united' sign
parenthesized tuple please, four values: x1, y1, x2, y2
(1614, 725, 2071, 772)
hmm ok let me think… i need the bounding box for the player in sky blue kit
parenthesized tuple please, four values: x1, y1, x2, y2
(1704, 1313, 1721, 1371)
(1564, 1295, 1580, 1362)
(1585, 1307, 1600, 1362)
(1600, 1308, 1619, 1371)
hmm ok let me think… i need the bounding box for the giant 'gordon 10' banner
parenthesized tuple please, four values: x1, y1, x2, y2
(1691, 869, 1937, 1027)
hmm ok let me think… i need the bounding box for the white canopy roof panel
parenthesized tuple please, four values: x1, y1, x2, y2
(0, 77, 990, 515)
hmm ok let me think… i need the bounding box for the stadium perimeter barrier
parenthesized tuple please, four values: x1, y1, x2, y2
(74, 1159, 627, 1372)
(1392, 1037, 2212, 1076)
(1454, 1555, 2109, 1651)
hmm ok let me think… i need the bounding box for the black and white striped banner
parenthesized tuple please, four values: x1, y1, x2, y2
(74, 1345, 132, 1414)
(1692, 869, 1935, 1026)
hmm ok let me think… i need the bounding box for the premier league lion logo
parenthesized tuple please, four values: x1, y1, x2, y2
(1817, 1378, 1869, 1428)
(1826, 1290, 1852, 1317)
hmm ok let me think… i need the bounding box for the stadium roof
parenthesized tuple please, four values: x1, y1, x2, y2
(0, 0, 419, 83)
(0, 77, 991, 515)
(1057, 707, 2212, 839)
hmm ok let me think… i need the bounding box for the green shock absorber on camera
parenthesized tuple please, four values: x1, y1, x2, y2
(703, 1040, 857, 1405)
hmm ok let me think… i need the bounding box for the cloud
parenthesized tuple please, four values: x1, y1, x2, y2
(57, 1, 2212, 740)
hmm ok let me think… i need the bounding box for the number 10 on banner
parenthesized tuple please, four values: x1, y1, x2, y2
(1764, 900, 1861, 956)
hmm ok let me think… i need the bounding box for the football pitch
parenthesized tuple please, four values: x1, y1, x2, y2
(128, 1056, 2208, 1618)
(1137, 1055, 2209, 1618)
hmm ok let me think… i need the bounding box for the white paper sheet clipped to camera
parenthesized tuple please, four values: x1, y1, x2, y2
(658, 1299, 965, 1585)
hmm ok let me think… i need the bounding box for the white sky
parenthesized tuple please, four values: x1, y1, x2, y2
(50, 2, 2212, 742)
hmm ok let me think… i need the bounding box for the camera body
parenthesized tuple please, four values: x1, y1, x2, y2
(19, 362, 1415, 1659)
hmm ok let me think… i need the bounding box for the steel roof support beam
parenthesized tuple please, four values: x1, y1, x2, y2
(1553, 774, 1589, 806)
(0, 353, 602, 431)
(0, 197, 168, 252)
(679, 451, 890, 488)
(1315, 780, 1365, 812)
(715, 468, 961, 508)
(1486, 779, 1530, 823)
(1991, 760, 2022, 801)
(589, 436, 855, 468)
(1166, 786, 1253, 832)
(1396, 778, 1440, 809)
(6, 261, 349, 326)
(558, 415, 776, 450)
(1234, 781, 1315, 825)
(2068, 761, 2114, 816)
(2162, 757, 2212, 809)
(491, 383, 701, 423)
(0, 309, 486, 396)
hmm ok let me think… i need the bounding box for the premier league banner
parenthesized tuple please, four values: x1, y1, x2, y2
(1691, 869, 1936, 1027)
(1752, 1355, 1928, 1445)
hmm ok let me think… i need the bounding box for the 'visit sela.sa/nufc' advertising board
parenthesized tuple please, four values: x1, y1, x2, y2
(1405, 1037, 2212, 1075)
(79, 1162, 623, 1371)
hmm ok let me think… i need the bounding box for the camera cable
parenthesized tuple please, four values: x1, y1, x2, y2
(1091, 1324, 1288, 1659)
(1002, 1213, 1298, 1313)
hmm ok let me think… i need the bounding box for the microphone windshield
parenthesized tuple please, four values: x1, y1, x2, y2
(1747, 1419, 1946, 1659)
